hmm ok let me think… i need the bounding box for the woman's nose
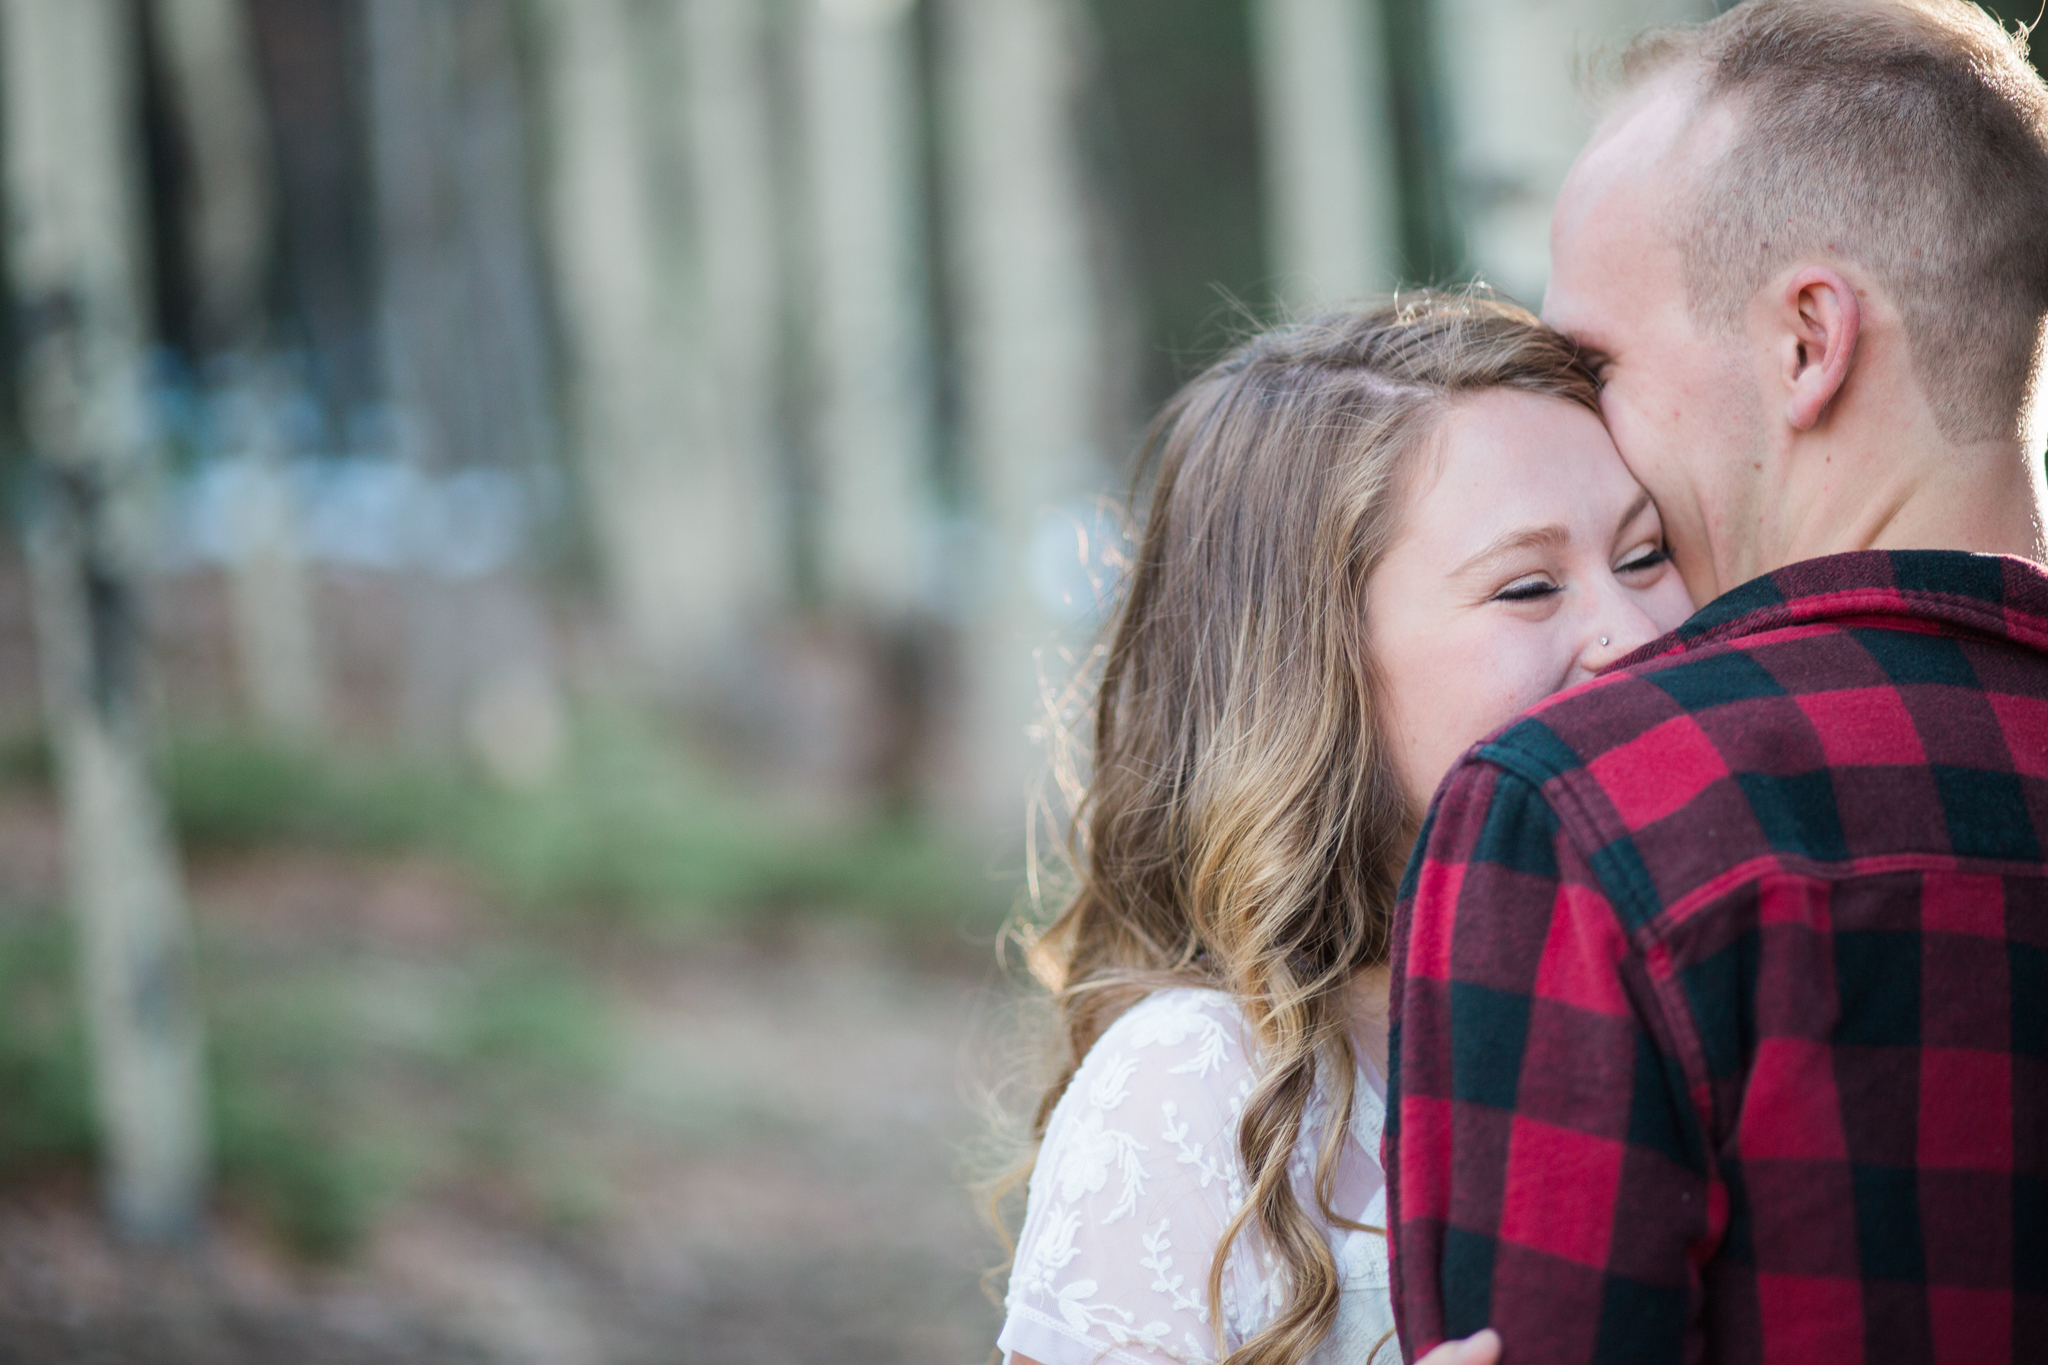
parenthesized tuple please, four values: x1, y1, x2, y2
(1583, 595, 1666, 672)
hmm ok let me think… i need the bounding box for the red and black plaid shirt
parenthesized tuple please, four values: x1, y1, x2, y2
(1386, 550, 2048, 1364)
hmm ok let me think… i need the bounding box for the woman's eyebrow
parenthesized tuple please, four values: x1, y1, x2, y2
(1614, 489, 1653, 536)
(1451, 524, 1571, 579)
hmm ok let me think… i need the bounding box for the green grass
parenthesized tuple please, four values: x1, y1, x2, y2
(0, 728, 51, 791)
(0, 913, 622, 1261)
(162, 734, 462, 852)
(154, 714, 1009, 934)
(0, 916, 94, 1172)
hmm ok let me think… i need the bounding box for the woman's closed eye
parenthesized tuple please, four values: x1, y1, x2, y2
(1615, 543, 1671, 575)
(1492, 544, 1667, 603)
(1492, 576, 1559, 603)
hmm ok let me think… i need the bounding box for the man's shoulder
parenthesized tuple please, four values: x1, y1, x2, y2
(1440, 615, 2048, 926)
(1489, 613, 2048, 783)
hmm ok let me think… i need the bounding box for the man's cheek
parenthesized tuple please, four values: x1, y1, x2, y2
(1599, 394, 1661, 479)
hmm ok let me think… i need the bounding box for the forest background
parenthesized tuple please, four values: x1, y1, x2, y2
(0, 1, 2039, 1361)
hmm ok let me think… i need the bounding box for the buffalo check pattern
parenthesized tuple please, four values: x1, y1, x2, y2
(1386, 551, 2048, 1365)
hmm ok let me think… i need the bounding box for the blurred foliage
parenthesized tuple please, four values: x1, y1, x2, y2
(208, 942, 620, 1259)
(207, 956, 396, 1261)
(0, 709, 1001, 1261)
(0, 727, 53, 790)
(163, 732, 461, 852)
(0, 917, 95, 1173)
(156, 712, 1007, 933)
(0, 913, 619, 1261)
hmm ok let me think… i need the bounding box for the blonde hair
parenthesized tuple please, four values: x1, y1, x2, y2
(1009, 291, 1600, 1365)
(1618, 0, 2048, 444)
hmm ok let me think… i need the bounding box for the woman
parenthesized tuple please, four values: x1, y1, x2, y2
(999, 292, 1693, 1365)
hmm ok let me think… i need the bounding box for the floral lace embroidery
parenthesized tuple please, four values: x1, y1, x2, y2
(1002, 989, 1392, 1365)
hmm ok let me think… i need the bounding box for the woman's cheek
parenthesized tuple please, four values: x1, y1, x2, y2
(1650, 574, 1696, 632)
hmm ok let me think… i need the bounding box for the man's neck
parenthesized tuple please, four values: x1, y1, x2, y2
(1863, 449, 2048, 562)
(1715, 434, 2047, 598)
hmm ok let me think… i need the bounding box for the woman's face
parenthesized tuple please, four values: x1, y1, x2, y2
(1366, 389, 1696, 812)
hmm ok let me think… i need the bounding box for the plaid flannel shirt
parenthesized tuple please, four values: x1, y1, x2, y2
(1385, 550, 2048, 1364)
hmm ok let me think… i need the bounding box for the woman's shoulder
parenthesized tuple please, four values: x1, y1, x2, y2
(1094, 987, 1250, 1059)
(1064, 989, 1257, 1113)
(1037, 987, 1258, 1213)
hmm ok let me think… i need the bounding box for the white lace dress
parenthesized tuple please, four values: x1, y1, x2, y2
(998, 988, 1397, 1365)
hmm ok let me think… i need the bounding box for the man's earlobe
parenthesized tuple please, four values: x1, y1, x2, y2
(1783, 268, 1860, 432)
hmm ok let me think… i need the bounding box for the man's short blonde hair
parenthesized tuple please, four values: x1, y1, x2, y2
(1622, 0, 2048, 443)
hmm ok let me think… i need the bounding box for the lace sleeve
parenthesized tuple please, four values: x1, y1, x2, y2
(998, 990, 1276, 1365)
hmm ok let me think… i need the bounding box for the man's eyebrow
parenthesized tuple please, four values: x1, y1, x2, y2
(1451, 523, 1571, 579)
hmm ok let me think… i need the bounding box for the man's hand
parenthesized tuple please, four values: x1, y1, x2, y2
(1413, 1328, 1502, 1365)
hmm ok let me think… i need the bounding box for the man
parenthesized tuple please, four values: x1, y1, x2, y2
(1385, 1, 2048, 1361)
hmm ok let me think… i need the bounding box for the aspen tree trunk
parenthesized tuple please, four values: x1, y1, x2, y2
(365, 0, 555, 482)
(364, 0, 462, 739)
(799, 0, 934, 612)
(222, 399, 324, 734)
(151, 0, 327, 736)
(2, 0, 208, 1242)
(365, 0, 562, 740)
(364, 0, 459, 476)
(1249, 0, 1402, 309)
(940, 0, 1109, 839)
(151, 0, 270, 350)
(1430, 0, 1710, 303)
(678, 0, 785, 621)
(537, 0, 713, 681)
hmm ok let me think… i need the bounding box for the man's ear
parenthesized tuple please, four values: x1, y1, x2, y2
(1779, 267, 1860, 431)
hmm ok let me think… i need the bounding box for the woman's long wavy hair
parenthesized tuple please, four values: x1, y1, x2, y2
(1010, 290, 1602, 1365)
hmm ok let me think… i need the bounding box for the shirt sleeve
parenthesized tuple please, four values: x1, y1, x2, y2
(1385, 758, 1716, 1364)
(999, 992, 1276, 1365)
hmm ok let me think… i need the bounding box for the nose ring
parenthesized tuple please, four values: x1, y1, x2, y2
(1600, 636, 1610, 647)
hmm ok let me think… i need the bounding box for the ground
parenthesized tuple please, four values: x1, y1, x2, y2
(0, 791, 1017, 1365)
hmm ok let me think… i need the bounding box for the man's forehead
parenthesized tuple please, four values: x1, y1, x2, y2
(1560, 73, 1706, 241)
(1547, 70, 1729, 334)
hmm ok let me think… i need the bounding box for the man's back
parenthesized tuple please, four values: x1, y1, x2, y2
(1386, 550, 2048, 1362)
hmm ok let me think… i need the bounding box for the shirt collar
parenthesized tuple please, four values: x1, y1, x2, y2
(1616, 549, 2048, 670)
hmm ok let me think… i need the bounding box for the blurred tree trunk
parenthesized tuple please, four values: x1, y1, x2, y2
(1430, 0, 1711, 303)
(1249, 0, 1401, 309)
(150, 0, 327, 737)
(679, 0, 784, 626)
(799, 0, 935, 614)
(221, 399, 325, 734)
(365, 0, 556, 485)
(241, 0, 382, 423)
(535, 0, 720, 683)
(150, 0, 269, 356)
(365, 0, 562, 746)
(1, 0, 209, 1241)
(940, 0, 1112, 839)
(363, 0, 459, 741)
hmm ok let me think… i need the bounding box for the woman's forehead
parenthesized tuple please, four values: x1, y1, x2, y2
(1409, 391, 1643, 542)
